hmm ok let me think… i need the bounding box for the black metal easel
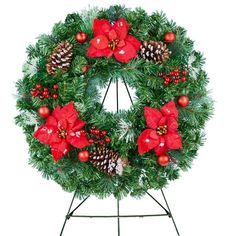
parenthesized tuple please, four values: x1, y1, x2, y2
(59, 77, 180, 236)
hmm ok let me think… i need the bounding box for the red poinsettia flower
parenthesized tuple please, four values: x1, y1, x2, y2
(137, 101, 182, 156)
(87, 18, 141, 63)
(34, 102, 90, 161)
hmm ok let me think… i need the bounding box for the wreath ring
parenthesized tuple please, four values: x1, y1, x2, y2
(15, 6, 213, 199)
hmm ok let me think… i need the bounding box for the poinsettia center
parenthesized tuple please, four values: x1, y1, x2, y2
(57, 128, 67, 139)
(109, 39, 120, 50)
(156, 125, 168, 135)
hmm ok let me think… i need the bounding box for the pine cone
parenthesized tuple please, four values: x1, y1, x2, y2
(140, 41, 171, 63)
(46, 40, 73, 75)
(90, 146, 127, 176)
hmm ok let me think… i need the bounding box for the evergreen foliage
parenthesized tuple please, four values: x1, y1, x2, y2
(15, 6, 213, 199)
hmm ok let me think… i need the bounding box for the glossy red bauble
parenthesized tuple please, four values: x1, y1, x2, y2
(78, 150, 90, 162)
(75, 32, 87, 43)
(157, 154, 170, 166)
(38, 106, 50, 118)
(164, 32, 176, 43)
(178, 95, 190, 107)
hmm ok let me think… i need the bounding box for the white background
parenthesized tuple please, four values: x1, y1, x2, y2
(0, 0, 236, 235)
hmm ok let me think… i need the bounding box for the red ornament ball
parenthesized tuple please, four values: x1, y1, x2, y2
(157, 154, 170, 166)
(52, 93, 59, 100)
(75, 32, 87, 43)
(164, 32, 176, 43)
(178, 95, 190, 107)
(38, 106, 50, 118)
(78, 150, 90, 162)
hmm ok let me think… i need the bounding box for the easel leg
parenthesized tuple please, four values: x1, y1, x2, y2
(59, 188, 78, 236)
(161, 189, 180, 236)
(117, 199, 120, 236)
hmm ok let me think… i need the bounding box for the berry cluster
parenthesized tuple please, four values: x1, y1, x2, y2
(159, 68, 188, 86)
(30, 84, 59, 100)
(89, 126, 111, 145)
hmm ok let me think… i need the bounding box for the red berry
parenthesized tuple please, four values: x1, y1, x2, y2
(164, 81, 170, 86)
(99, 141, 104, 145)
(94, 129, 100, 135)
(101, 130, 107, 136)
(30, 89, 37, 97)
(35, 84, 41, 89)
(89, 139, 94, 144)
(174, 68, 179, 73)
(52, 93, 58, 100)
(182, 70, 188, 76)
(165, 77, 171, 83)
(105, 137, 111, 143)
(174, 79, 179, 84)
(78, 150, 90, 162)
(53, 84, 59, 90)
(157, 154, 170, 166)
(169, 71, 174, 76)
(44, 94, 49, 99)
(38, 106, 50, 118)
(43, 87, 49, 92)
(42, 91, 49, 97)
(181, 77, 187, 82)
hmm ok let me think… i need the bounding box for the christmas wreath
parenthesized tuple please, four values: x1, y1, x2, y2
(15, 6, 213, 199)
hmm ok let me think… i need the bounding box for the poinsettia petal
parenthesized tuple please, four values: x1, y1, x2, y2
(34, 124, 60, 145)
(165, 132, 182, 149)
(137, 129, 160, 154)
(167, 116, 178, 132)
(158, 117, 167, 126)
(144, 106, 163, 129)
(71, 119, 86, 131)
(125, 35, 141, 51)
(52, 105, 61, 121)
(114, 42, 137, 63)
(160, 100, 178, 119)
(154, 137, 168, 155)
(149, 130, 159, 140)
(67, 130, 90, 148)
(108, 29, 118, 40)
(113, 18, 129, 40)
(59, 102, 78, 130)
(45, 116, 58, 128)
(50, 140, 70, 162)
(117, 40, 126, 48)
(93, 19, 112, 36)
(91, 35, 109, 49)
(87, 45, 113, 58)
